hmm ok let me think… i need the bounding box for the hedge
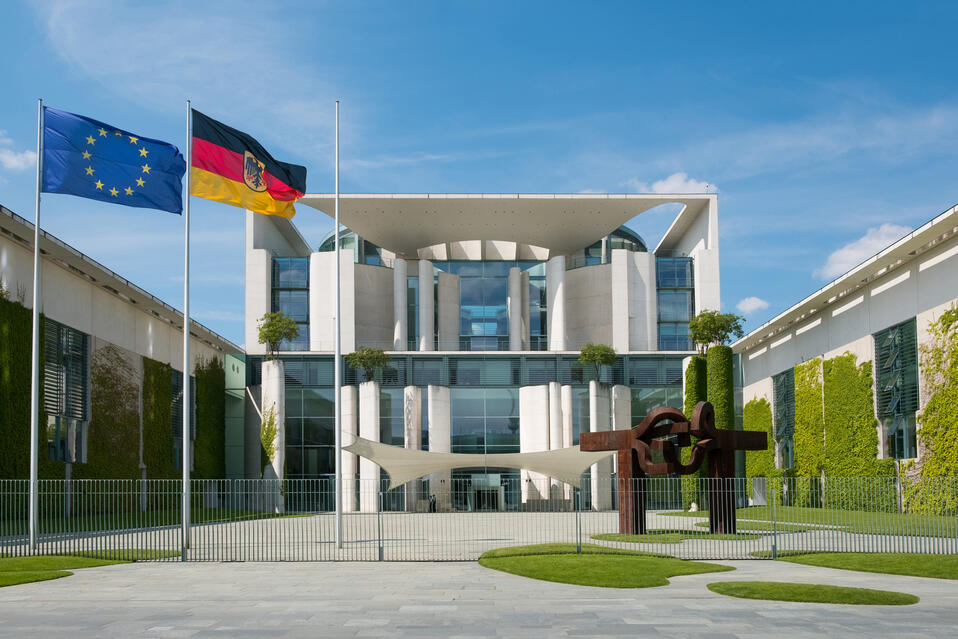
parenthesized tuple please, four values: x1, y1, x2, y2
(0, 296, 34, 479)
(142, 356, 175, 479)
(822, 352, 895, 510)
(193, 357, 226, 479)
(706, 345, 733, 431)
(681, 355, 708, 509)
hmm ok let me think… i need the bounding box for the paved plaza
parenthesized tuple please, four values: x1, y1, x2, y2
(1, 558, 957, 637)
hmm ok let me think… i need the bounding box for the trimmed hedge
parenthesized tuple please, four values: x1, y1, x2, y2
(706, 345, 734, 431)
(194, 358, 226, 479)
(744, 398, 776, 478)
(142, 357, 175, 479)
(684, 355, 707, 418)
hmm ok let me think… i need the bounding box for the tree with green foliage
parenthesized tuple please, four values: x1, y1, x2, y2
(688, 310, 745, 355)
(345, 346, 392, 383)
(578, 343, 617, 381)
(257, 312, 299, 360)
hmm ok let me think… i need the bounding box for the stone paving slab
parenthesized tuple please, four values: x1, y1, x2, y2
(1, 558, 957, 637)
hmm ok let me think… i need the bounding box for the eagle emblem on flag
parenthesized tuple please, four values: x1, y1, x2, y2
(243, 151, 268, 192)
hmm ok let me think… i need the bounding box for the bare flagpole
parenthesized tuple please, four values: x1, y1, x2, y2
(28, 98, 44, 553)
(334, 100, 343, 548)
(181, 100, 193, 561)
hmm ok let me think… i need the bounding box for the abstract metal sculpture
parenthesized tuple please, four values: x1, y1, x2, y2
(580, 401, 767, 535)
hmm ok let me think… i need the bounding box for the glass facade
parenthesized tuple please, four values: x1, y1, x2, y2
(43, 317, 90, 464)
(271, 257, 309, 350)
(285, 387, 336, 478)
(407, 275, 419, 350)
(656, 257, 694, 351)
(874, 318, 919, 459)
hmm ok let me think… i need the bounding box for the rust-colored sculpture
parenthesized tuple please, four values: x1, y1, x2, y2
(580, 401, 767, 535)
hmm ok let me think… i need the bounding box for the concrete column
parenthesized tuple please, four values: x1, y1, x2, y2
(560, 384, 574, 501)
(611, 250, 631, 353)
(631, 253, 657, 351)
(310, 250, 356, 352)
(437, 272, 460, 350)
(358, 380, 380, 513)
(341, 385, 358, 512)
(260, 359, 285, 513)
(548, 381, 563, 497)
(418, 259, 434, 351)
(520, 271, 530, 349)
(403, 385, 422, 512)
(245, 249, 271, 356)
(519, 384, 550, 503)
(589, 380, 612, 511)
(508, 267, 522, 351)
(547, 255, 566, 351)
(427, 385, 451, 510)
(392, 258, 407, 350)
(611, 384, 632, 475)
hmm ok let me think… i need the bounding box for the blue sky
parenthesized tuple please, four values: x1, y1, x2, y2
(1, 1, 957, 347)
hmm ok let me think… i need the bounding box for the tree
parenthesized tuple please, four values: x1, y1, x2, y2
(688, 310, 745, 355)
(257, 312, 299, 360)
(578, 343, 617, 381)
(345, 346, 392, 383)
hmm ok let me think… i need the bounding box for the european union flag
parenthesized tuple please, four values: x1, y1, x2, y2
(41, 107, 186, 214)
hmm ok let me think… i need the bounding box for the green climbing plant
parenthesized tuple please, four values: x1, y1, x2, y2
(260, 405, 278, 465)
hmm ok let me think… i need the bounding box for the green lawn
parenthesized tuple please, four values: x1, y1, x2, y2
(771, 552, 958, 580)
(0, 507, 300, 536)
(0, 554, 130, 588)
(593, 529, 761, 544)
(707, 581, 919, 605)
(478, 543, 733, 588)
(662, 505, 958, 537)
(692, 520, 811, 533)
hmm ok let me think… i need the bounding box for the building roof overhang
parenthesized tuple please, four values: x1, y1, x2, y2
(300, 193, 713, 258)
(732, 202, 958, 353)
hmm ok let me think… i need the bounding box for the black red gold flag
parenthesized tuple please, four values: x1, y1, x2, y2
(190, 109, 306, 218)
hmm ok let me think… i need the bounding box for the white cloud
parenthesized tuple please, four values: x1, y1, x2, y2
(624, 172, 714, 194)
(0, 130, 36, 170)
(814, 223, 911, 280)
(736, 296, 770, 314)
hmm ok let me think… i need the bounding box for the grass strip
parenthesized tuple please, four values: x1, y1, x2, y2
(478, 543, 732, 588)
(0, 551, 171, 588)
(767, 552, 958, 580)
(593, 529, 761, 544)
(692, 520, 811, 533)
(707, 580, 918, 605)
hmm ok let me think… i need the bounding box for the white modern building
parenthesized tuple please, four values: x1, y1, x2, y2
(243, 193, 721, 511)
(0, 204, 240, 479)
(734, 203, 958, 469)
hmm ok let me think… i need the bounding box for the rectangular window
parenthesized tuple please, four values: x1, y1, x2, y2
(380, 388, 405, 446)
(451, 388, 519, 455)
(773, 368, 795, 469)
(43, 318, 90, 463)
(407, 275, 419, 351)
(655, 257, 694, 351)
(874, 318, 919, 459)
(271, 257, 309, 351)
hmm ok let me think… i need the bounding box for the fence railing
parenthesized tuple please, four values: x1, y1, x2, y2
(1, 476, 956, 561)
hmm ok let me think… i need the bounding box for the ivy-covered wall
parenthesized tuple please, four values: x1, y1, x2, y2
(914, 308, 958, 477)
(793, 358, 824, 481)
(743, 398, 777, 478)
(72, 344, 140, 479)
(142, 356, 175, 480)
(706, 345, 734, 431)
(0, 295, 36, 479)
(194, 357, 226, 479)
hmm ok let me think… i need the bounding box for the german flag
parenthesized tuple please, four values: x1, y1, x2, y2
(190, 109, 306, 218)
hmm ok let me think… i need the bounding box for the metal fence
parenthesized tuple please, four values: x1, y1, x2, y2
(1, 476, 956, 561)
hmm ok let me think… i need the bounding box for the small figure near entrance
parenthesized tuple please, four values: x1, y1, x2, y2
(428, 494, 437, 513)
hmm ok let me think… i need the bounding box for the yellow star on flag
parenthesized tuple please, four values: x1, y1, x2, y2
(136, 177, 145, 187)
(124, 186, 134, 196)
(82, 150, 91, 160)
(109, 187, 119, 197)
(141, 164, 151, 174)
(114, 130, 122, 136)
(129, 136, 139, 144)
(94, 180, 104, 190)
(139, 147, 149, 157)
(86, 135, 96, 145)
(98, 128, 107, 137)
(85, 166, 94, 175)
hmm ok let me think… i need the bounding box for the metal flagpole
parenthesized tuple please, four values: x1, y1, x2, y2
(334, 100, 343, 548)
(181, 100, 193, 561)
(28, 98, 44, 553)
